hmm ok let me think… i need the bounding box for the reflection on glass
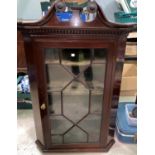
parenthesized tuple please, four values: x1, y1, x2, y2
(45, 48, 60, 64)
(46, 64, 73, 91)
(44, 48, 107, 144)
(63, 80, 89, 123)
(61, 49, 91, 76)
(91, 91, 103, 114)
(93, 49, 107, 63)
(51, 135, 63, 144)
(48, 92, 61, 114)
(78, 114, 101, 143)
(64, 126, 87, 143)
(79, 64, 106, 90)
(50, 115, 72, 134)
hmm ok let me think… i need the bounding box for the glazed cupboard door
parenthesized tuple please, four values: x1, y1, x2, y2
(31, 43, 114, 150)
(42, 47, 110, 147)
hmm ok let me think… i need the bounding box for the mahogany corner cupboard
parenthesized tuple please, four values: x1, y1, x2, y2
(17, 1, 136, 152)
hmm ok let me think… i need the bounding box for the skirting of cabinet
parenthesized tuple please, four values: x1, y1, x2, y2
(35, 139, 115, 152)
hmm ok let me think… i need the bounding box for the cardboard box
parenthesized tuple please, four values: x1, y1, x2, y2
(120, 63, 137, 96)
(125, 43, 137, 56)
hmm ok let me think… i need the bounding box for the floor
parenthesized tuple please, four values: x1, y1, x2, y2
(17, 109, 137, 155)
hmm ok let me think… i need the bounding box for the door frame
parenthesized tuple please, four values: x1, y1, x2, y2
(27, 37, 117, 151)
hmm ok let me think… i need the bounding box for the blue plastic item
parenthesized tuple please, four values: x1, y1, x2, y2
(125, 104, 137, 126)
(56, 12, 73, 22)
(80, 13, 86, 22)
(17, 76, 24, 85)
(116, 102, 137, 144)
(18, 75, 30, 93)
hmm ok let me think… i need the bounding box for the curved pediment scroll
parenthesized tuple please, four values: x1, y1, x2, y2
(18, 0, 136, 29)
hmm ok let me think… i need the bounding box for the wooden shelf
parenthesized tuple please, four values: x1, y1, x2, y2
(47, 81, 104, 94)
(45, 60, 106, 66)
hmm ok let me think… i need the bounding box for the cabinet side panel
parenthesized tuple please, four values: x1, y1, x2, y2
(100, 44, 117, 146)
(17, 31, 27, 71)
(109, 36, 128, 136)
(24, 37, 45, 145)
(112, 36, 128, 108)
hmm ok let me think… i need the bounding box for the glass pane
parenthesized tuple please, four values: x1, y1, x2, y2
(45, 48, 60, 64)
(50, 116, 73, 135)
(91, 91, 103, 114)
(64, 126, 87, 144)
(78, 114, 101, 143)
(48, 92, 61, 115)
(61, 49, 91, 76)
(51, 135, 63, 144)
(44, 48, 107, 145)
(63, 80, 89, 123)
(45, 64, 73, 91)
(93, 49, 107, 63)
(79, 64, 106, 90)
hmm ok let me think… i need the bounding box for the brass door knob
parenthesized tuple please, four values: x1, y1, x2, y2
(40, 103, 46, 110)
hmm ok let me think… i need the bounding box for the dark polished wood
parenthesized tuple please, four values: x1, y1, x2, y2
(18, 2, 136, 152)
(36, 139, 115, 152)
(17, 31, 27, 73)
